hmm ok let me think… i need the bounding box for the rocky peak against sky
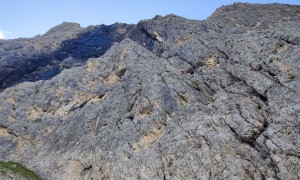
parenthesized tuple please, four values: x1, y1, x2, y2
(0, 3, 300, 180)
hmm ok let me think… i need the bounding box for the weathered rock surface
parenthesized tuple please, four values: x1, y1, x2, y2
(0, 22, 155, 90)
(0, 3, 300, 180)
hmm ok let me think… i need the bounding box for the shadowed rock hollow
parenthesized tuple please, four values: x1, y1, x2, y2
(0, 3, 300, 180)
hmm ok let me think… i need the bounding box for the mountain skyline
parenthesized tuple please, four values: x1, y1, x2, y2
(1, 3, 300, 179)
(1, 0, 300, 39)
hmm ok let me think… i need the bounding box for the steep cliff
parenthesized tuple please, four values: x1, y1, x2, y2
(0, 3, 299, 180)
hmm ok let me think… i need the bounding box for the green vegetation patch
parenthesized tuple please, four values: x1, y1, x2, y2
(0, 161, 41, 180)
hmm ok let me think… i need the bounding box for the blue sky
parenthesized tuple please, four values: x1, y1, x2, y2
(0, 0, 299, 39)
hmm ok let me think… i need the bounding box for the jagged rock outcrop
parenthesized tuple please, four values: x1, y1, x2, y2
(0, 3, 299, 180)
(0, 22, 156, 90)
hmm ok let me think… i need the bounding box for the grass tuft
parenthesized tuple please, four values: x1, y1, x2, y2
(0, 161, 41, 180)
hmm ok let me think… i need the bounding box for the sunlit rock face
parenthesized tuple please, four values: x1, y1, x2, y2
(0, 3, 300, 180)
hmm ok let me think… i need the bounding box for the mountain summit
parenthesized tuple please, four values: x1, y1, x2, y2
(0, 3, 300, 179)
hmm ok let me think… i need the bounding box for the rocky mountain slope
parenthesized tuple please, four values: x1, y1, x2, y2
(0, 3, 300, 180)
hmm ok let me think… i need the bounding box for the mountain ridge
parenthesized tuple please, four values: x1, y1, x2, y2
(0, 3, 300, 179)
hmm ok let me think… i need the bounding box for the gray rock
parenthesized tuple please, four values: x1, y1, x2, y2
(0, 3, 299, 180)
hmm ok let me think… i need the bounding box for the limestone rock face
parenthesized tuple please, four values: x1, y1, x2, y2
(0, 3, 300, 180)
